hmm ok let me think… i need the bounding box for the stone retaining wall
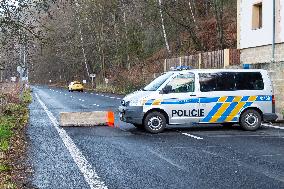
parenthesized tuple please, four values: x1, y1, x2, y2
(250, 62, 284, 119)
(241, 43, 284, 64)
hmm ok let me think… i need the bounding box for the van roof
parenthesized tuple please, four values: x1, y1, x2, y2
(168, 69, 267, 74)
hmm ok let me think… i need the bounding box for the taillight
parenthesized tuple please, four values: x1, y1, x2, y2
(272, 95, 275, 104)
(272, 95, 275, 113)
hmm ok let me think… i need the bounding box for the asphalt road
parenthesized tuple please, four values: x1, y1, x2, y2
(27, 85, 284, 189)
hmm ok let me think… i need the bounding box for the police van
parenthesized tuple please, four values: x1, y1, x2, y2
(119, 69, 278, 133)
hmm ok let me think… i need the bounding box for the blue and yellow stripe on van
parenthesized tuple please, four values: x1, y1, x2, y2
(204, 96, 258, 123)
(143, 95, 272, 123)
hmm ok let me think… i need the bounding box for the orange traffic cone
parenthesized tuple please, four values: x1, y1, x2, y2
(107, 111, 115, 127)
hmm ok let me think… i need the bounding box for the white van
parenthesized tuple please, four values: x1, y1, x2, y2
(119, 69, 278, 133)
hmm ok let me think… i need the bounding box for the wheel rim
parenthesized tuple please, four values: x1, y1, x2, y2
(244, 113, 259, 127)
(147, 116, 163, 131)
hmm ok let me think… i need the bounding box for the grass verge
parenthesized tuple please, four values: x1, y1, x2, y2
(0, 88, 33, 189)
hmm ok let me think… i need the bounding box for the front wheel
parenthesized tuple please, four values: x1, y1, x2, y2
(240, 109, 261, 131)
(143, 111, 166, 134)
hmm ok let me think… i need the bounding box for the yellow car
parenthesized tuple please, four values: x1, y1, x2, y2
(68, 81, 84, 92)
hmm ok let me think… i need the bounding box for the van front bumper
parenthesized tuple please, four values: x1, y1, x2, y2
(118, 106, 144, 125)
(263, 113, 278, 122)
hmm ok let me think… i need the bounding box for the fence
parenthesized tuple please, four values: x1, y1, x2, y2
(164, 49, 240, 71)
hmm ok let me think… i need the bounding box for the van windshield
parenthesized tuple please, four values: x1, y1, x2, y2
(143, 72, 174, 91)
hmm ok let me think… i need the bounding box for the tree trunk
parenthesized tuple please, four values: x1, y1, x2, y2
(158, 0, 171, 55)
(74, 0, 90, 77)
(213, 0, 225, 49)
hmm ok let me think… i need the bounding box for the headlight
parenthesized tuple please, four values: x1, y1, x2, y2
(121, 100, 126, 106)
(121, 100, 130, 106)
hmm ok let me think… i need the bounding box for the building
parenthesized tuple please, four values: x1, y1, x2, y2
(238, 0, 284, 63)
(237, 0, 284, 118)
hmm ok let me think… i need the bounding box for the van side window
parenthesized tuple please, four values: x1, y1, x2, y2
(199, 72, 264, 92)
(166, 73, 195, 93)
(235, 72, 264, 90)
(199, 72, 235, 92)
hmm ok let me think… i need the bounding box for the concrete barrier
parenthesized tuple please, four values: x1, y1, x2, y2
(60, 111, 115, 127)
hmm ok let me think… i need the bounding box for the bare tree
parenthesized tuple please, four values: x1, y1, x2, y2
(158, 0, 170, 54)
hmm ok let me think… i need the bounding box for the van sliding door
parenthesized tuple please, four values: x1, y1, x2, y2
(198, 72, 237, 123)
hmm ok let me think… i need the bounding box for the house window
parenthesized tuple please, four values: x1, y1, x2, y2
(252, 2, 263, 29)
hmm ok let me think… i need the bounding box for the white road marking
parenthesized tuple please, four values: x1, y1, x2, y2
(60, 92, 62, 94)
(82, 100, 85, 102)
(89, 92, 121, 100)
(35, 94, 107, 189)
(79, 99, 82, 101)
(261, 154, 283, 157)
(56, 91, 58, 92)
(85, 92, 87, 94)
(65, 94, 67, 96)
(93, 104, 100, 107)
(182, 133, 203, 140)
(91, 93, 93, 95)
(70, 96, 73, 98)
(262, 123, 284, 130)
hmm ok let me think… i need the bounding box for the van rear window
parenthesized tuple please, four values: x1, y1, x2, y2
(235, 72, 264, 90)
(199, 72, 264, 92)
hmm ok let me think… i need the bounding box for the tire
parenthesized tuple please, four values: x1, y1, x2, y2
(133, 124, 144, 130)
(222, 123, 234, 128)
(143, 111, 166, 134)
(240, 109, 261, 131)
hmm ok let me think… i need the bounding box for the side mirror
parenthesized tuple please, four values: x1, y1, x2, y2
(161, 85, 172, 94)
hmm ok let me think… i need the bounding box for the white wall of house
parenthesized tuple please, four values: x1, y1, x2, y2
(238, 0, 284, 117)
(239, 0, 284, 49)
(280, 0, 284, 41)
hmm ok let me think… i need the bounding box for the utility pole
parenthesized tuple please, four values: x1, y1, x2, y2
(0, 65, 4, 83)
(23, 38, 29, 85)
(272, 0, 276, 63)
(17, 7, 24, 99)
(19, 45, 24, 99)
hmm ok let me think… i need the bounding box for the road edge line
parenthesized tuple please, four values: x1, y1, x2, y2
(35, 93, 107, 189)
